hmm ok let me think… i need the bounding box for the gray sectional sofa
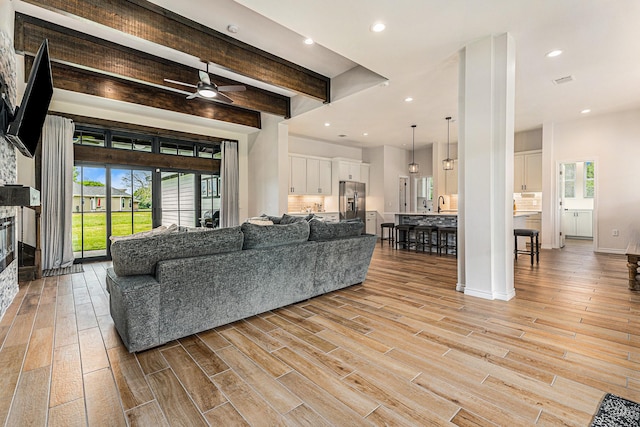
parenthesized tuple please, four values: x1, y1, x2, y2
(106, 217, 376, 352)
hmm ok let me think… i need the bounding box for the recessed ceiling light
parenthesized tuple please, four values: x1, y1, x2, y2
(227, 24, 239, 34)
(370, 22, 386, 33)
(304, 38, 314, 45)
(404, 97, 413, 102)
(324, 122, 331, 127)
(546, 49, 563, 58)
(363, 133, 368, 136)
(338, 134, 347, 138)
(581, 109, 591, 114)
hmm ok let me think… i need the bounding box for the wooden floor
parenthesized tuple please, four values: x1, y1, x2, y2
(0, 238, 638, 426)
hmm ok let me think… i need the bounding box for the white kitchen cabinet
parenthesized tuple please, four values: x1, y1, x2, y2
(562, 210, 592, 238)
(289, 156, 307, 195)
(514, 150, 542, 192)
(306, 158, 332, 195)
(366, 211, 377, 235)
(338, 161, 361, 181)
(320, 212, 339, 222)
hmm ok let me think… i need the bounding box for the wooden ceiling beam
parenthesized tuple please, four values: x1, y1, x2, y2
(15, 13, 290, 118)
(28, 57, 261, 129)
(21, 0, 330, 102)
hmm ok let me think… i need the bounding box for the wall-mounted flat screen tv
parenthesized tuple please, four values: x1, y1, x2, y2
(5, 39, 53, 158)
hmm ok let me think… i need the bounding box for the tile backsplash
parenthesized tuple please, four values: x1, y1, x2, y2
(288, 195, 327, 213)
(514, 192, 542, 211)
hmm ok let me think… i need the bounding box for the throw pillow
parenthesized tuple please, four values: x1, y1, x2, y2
(241, 221, 310, 249)
(308, 219, 364, 241)
(280, 213, 305, 224)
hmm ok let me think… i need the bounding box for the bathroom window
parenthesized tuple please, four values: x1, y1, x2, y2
(584, 161, 595, 198)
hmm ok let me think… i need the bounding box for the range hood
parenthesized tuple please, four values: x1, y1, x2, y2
(0, 185, 40, 207)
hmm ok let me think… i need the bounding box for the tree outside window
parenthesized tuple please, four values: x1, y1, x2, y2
(584, 161, 594, 198)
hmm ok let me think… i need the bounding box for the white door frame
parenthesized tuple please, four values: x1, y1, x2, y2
(554, 158, 598, 251)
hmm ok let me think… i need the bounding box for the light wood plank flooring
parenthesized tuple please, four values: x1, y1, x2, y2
(0, 238, 637, 426)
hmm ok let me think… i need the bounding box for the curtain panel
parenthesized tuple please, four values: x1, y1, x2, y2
(41, 115, 75, 269)
(220, 140, 239, 228)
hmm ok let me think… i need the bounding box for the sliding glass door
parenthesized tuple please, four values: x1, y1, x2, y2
(110, 169, 153, 238)
(73, 166, 108, 259)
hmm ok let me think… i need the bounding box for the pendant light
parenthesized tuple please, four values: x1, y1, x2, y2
(408, 124, 419, 174)
(442, 116, 454, 171)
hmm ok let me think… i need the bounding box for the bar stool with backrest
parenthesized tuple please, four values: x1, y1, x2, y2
(514, 228, 539, 266)
(395, 224, 415, 250)
(437, 225, 458, 257)
(380, 222, 395, 247)
(414, 225, 436, 254)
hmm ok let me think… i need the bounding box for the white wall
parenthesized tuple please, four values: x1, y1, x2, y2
(550, 108, 640, 252)
(247, 114, 288, 217)
(382, 145, 411, 220)
(362, 146, 384, 214)
(288, 134, 362, 160)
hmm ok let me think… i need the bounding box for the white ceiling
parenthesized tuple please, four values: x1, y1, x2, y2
(21, 0, 640, 150)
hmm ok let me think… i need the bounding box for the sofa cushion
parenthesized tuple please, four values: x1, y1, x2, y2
(241, 221, 310, 249)
(279, 213, 306, 224)
(111, 226, 244, 276)
(109, 224, 179, 243)
(308, 219, 364, 241)
(259, 214, 282, 224)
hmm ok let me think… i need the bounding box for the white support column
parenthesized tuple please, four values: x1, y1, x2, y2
(458, 33, 516, 301)
(541, 121, 556, 249)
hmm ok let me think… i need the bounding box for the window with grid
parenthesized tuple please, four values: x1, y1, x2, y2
(564, 163, 576, 198)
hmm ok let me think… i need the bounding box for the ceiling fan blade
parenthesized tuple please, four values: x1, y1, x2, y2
(198, 70, 211, 85)
(186, 92, 198, 99)
(164, 78, 197, 88)
(214, 92, 234, 103)
(217, 85, 246, 92)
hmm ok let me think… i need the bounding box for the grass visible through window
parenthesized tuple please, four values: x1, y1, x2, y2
(72, 211, 152, 251)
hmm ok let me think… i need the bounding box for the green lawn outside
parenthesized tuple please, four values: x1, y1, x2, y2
(72, 211, 152, 251)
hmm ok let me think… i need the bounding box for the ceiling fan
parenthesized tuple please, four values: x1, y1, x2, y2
(164, 65, 246, 103)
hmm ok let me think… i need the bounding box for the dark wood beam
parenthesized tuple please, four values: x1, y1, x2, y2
(21, 0, 330, 102)
(74, 145, 220, 174)
(15, 13, 290, 118)
(50, 112, 230, 144)
(27, 57, 261, 129)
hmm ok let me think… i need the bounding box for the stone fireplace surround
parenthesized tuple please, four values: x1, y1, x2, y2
(0, 28, 19, 320)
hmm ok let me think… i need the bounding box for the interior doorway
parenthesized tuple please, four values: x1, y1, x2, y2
(558, 160, 596, 250)
(399, 176, 409, 212)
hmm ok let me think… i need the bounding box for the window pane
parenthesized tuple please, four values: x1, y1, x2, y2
(160, 143, 177, 155)
(73, 166, 107, 258)
(74, 130, 105, 147)
(161, 172, 197, 227)
(585, 162, 594, 179)
(112, 135, 133, 150)
(585, 180, 594, 198)
(133, 139, 153, 152)
(200, 175, 220, 228)
(565, 181, 575, 198)
(565, 163, 576, 179)
(178, 144, 195, 157)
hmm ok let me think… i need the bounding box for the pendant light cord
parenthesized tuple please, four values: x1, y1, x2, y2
(411, 124, 416, 163)
(446, 116, 451, 158)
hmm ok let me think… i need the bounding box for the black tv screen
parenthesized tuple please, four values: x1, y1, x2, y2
(5, 39, 53, 158)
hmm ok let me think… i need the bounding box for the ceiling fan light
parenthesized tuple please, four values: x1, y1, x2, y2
(198, 88, 217, 98)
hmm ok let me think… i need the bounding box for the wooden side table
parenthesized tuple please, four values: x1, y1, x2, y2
(625, 243, 640, 290)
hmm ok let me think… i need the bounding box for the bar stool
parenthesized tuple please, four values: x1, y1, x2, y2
(437, 226, 457, 257)
(395, 224, 415, 250)
(514, 229, 539, 266)
(380, 222, 395, 247)
(414, 225, 436, 254)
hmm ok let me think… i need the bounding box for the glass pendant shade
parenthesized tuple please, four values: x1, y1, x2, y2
(442, 116, 454, 171)
(408, 124, 419, 174)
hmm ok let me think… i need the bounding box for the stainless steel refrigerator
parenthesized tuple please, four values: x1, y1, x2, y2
(339, 181, 366, 221)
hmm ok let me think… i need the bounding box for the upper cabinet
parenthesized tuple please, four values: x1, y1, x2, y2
(306, 158, 332, 195)
(289, 155, 332, 195)
(338, 161, 361, 181)
(289, 156, 307, 195)
(514, 150, 542, 192)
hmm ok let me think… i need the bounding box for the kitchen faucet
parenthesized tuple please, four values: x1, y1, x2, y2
(437, 195, 445, 214)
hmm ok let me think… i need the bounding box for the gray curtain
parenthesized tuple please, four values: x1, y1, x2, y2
(41, 115, 75, 269)
(220, 140, 239, 228)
